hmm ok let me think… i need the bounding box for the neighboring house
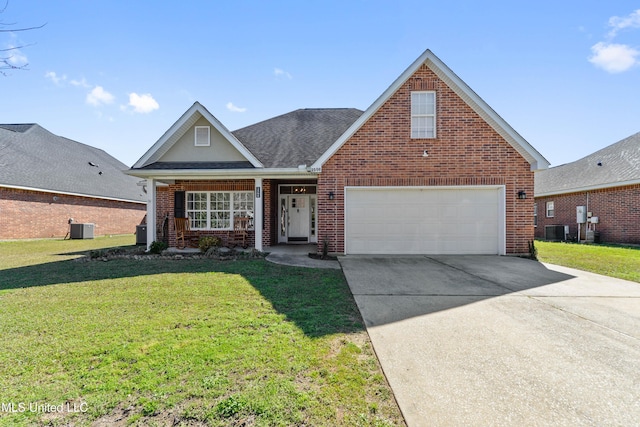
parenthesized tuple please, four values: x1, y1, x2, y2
(0, 124, 147, 239)
(128, 49, 549, 255)
(534, 132, 640, 244)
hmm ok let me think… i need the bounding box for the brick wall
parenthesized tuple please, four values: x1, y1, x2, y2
(318, 64, 535, 255)
(535, 184, 640, 244)
(0, 187, 146, 239)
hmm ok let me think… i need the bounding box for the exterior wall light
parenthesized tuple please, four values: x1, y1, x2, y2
(517, 191, 527, 200)
(329, 191, 334, 200)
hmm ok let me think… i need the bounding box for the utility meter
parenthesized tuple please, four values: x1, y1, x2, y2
(576, 206, 587, 224)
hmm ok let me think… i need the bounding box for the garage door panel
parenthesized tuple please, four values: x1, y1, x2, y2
(345, 188, 501, 255)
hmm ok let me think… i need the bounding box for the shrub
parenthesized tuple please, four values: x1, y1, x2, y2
(199, 236, 222, 253)
(149, 241, 168, 254)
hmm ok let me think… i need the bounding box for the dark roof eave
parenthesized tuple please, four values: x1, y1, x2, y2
(126, 167, 318, 180)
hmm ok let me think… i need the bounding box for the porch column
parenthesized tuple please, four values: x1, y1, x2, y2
(146, 178, 156, 251)
(254, 178, 263, 251)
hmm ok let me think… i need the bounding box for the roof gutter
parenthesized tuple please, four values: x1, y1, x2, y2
(125, 167, 318, 180)
(535, 178, 640, 197)
(0, 183, 146, 204)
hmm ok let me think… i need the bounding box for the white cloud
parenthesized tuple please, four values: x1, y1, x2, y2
(274, 67, 292, 79)
(589, 42, 639, 73)
(70, 77, 90, 88)
(86, 86, 115, 106)
(45, 71, 67, 85)
(6, 47, 28, 66)
(608, 9, 640, 38)
(4, 34, 28, 67)
(226, 102, 247, 113)
(125, 93, 159, 114)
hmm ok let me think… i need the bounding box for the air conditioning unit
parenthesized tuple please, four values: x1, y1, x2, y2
(544, 225, 566, 241)
(70, 223, 94, 239)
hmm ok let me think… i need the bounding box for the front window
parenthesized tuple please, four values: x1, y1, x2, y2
(186, 191, 253, 230)
(546, 201, 555, 218)
(411, 91, 436, 138)
(534, 203, 538, 227)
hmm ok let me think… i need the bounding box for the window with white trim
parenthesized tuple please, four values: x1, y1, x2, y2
(534, 203, 538, 227)
(546, 201, 555, 218)
(411, 91, 436, 138)
(194, 126, 210, 146)
(186, 191, 254, 230)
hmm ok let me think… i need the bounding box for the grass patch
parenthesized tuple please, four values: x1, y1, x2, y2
(0, 237, 403, 426)
(536, 240, 640, 283)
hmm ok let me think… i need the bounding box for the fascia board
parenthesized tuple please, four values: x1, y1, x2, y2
(312, 49, 550, 172)
(125, 168, 317, 181)
(0, 183, 146, 204)
(132, 103, 202, 168)
(196, 103, 264, 168)
(534, 178, 640, 198)
(312, 51, 433, 170)
(132, 102, 264, 169)
(423, 55, 550, 171)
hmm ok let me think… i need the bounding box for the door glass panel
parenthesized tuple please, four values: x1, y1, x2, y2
(311, 197, 316, 237)
(280, 198, 286, 237)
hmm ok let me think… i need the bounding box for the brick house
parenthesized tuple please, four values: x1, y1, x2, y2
(129, 49, 549, 255)
(0, 124, 146, 239)
(534, 132, 640, 244)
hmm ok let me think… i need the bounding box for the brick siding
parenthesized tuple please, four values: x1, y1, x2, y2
(156, 180, 274, 248)
(0, 187, 146, 239)
(535, 184, 640, 244)
(318, 64, 535, 255)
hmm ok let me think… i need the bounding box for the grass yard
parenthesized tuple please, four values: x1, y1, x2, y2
(0, 236, 404, 426)
(535, 240, 640, 283)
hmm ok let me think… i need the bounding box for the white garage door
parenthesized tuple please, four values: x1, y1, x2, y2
(345, 187, 504, 255)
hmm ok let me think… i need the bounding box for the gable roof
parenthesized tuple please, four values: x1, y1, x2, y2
(535, 131, 640, 197)
(312, 49, 550, 172)
(132, 102, 263, 169)
(232, 108, 364, 168)
(0, 124, 146, 203)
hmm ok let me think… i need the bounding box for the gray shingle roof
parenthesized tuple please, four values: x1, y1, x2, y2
(232, 108, 364, 168)
(535, 131, 640, 196)
(0, 124, 146, 203)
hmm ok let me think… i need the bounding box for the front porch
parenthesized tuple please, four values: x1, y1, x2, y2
(145, 178, 320, 252)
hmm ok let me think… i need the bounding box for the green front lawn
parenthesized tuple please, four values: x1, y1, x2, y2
(536, 240, 640, 283)
(0, 237, 403, 426)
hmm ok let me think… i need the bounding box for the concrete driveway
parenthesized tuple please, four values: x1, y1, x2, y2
(340, 255, 640, 427)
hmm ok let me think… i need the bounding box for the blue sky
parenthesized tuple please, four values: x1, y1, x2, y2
(1, 1, 639, 168)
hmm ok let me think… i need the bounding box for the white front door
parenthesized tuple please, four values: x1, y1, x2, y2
(288, 195, 310, 241)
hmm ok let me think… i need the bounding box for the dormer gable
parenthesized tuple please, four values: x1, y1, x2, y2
(132, 102, 263, 169)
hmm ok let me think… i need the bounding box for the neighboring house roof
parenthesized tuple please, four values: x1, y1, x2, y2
(232, 108, 364, 168)
(312, 49, 550, 172)
(133, 102, 263, 169)
(535, 131, 640, 197)
(0, 124, 146, 203)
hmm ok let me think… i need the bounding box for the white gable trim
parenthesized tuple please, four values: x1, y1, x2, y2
(311, 49, 550, 172)
(133, 102, 263, 169)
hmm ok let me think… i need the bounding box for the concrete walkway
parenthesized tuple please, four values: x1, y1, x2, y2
(264, 244, 341, 269)
(340, 255, 640, 427)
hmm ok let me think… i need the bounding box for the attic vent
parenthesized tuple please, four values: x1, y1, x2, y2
(410, 78, 436, 91)
(194, 126, 210, 147)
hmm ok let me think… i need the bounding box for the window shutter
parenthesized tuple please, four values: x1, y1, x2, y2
(174, 191, 186, 218)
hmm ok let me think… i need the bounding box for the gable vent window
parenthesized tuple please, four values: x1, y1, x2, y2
(194, 126, 211, 147)
(411, 91, 436, 139)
